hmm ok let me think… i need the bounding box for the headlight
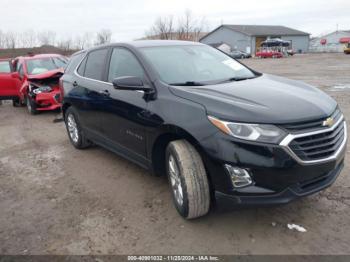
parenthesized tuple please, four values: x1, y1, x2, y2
(208, 116, 286, 144)
(32, 86, 52, 94)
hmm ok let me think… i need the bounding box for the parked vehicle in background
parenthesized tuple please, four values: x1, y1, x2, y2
(257, 38, 292, 58)
(228, 50, 251, 59)
(0, 58, 21, 106)
(61, 41, 346, 219)
(12, 54, 67, 114)
(256, 50, 283, 58)
(286, 49, 294, 56)
(344, 43, 350, 54)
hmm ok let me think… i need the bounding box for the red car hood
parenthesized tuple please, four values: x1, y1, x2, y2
(27, 69, 64, 80)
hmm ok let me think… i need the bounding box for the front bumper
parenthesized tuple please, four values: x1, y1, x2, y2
(214, 161, 343, 210)
(34, 90, 61, 111)
(200, 122, 347, 208)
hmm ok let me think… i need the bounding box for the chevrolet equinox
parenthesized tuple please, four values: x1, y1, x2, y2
(61, 41, 347, 219)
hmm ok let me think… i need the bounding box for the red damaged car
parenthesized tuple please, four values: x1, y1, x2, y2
(11, 54, 67, 114)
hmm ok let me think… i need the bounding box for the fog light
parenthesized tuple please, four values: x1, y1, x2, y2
(224, 164, 253, 188)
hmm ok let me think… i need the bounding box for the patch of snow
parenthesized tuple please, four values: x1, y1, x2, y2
(329, 84, 350, 91)
(287, 223, 307, 232)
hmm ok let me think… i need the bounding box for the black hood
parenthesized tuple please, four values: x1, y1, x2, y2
(169, 74, 337, 124)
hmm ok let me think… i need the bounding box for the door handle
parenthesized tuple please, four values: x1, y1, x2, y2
(99, 89, 110, 97)
(72, 81, 78, 87)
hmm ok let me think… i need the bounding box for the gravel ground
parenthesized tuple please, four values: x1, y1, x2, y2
(0, 53, 349, 255)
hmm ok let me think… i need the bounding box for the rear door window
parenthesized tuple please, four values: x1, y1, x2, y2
(83, 48, 109, 81)
(0, 61, 11, 73)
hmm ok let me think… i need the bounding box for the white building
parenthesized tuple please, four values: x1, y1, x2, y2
(309, 30, 350, 52)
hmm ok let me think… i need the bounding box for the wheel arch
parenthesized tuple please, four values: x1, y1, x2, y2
(151, 125, 207, 177)
(62, 102, 72, 119)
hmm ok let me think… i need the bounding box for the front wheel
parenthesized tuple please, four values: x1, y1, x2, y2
(26, 95, 38, 115)
(166, 140, 210, 219)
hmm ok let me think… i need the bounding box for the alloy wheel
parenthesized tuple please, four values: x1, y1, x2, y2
(168, 154, 184, 206)
(67, 114, 79, 143)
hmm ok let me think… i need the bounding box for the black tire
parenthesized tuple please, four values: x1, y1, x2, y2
(12, 98, 21, 107)
(64, 106, 91, 149)
(166, 140, 210, 219)
(26, 95, 38, 115)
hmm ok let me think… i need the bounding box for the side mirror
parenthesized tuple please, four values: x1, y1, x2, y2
(112, 76, 151, 92)
(11, 72, 20, 79)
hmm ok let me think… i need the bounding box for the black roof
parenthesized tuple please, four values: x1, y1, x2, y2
(129, 40, 203, 47)
(86, 40, 204, 52)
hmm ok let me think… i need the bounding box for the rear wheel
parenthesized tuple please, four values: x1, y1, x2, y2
(64, 107, 91, 149)
(166, 140, 210, 219)
(26, 95, 38, 115)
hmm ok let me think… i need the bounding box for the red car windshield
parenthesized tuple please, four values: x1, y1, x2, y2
(26, 57, 67, 75)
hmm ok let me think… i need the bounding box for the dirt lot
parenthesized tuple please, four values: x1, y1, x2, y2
(0, 53, 349, 255)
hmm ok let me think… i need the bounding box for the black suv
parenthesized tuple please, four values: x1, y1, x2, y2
(61, 41, 347, 219)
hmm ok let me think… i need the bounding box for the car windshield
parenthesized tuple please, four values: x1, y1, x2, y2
(140, 45, 256, 85)
(26, 57, 66, 75)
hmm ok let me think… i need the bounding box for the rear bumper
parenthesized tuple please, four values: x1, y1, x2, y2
(214, 161, 344, 210)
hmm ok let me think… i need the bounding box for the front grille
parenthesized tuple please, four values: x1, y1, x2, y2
(281, 108, 342, 133)
(288, 120, 345, 161)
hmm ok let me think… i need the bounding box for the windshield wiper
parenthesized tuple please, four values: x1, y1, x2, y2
(218, 77, 255, 84)
(169, 81, 206, 86)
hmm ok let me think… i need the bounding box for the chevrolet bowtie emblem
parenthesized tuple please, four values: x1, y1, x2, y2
(323, 117, 334, 127)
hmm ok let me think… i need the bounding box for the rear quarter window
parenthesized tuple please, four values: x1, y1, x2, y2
(65, 52, 85, 74)
(0, 61, 11, 73)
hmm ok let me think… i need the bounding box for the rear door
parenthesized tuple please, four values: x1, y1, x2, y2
(72, 48, 110, 137)
(0, 60, 17, 98)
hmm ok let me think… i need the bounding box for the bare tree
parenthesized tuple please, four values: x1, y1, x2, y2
(145, 10, 206, 41)
(4, 31, 17, 49)
(177, 10, 194, 40)
(74, 32, 93, 50)
(192, 17, 208, 42)
(0, 30, 4, 48)
(95, 29, 112, 46)
(21, 30, 37, 47)
(147, 16, 174, 39)
(37, 30, 56, 46)
(58, 37, 73, 51)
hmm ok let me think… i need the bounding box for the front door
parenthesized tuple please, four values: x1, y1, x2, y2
(0, 60, 17, 98)
(99, 47, 150, 163)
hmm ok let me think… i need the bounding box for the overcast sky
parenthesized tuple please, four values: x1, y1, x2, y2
(1, 0, 349, 41)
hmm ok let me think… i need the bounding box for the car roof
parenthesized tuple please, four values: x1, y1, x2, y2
(17, 53, 64, 60)
(127, 40, 204, 48)
(89, 40, 204, 51)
